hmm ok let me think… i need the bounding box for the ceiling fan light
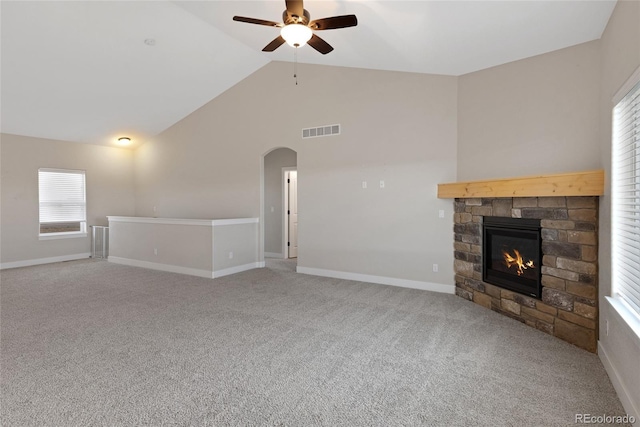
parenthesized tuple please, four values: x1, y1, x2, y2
(280, 24, 312, 47)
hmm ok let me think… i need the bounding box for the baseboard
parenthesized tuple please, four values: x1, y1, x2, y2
(598, 341, 640, 424)
(265, 252, 283, 259)
(108, 257, 265, 280)
(213, 262, 265, 278)
(296, 266, 455, 294)
(108, 256, 213, 279)
(0, 253, 91, 270)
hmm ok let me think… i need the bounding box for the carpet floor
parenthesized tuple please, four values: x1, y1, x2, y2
(0, 259, 630, 426)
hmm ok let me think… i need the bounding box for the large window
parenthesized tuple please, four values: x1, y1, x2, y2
(612, 72, 640, 319)
(38, 168, 87, 238)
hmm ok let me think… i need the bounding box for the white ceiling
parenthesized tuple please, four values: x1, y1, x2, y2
(1, 1, 617, 148)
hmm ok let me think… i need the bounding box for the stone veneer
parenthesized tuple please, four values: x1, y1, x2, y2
(454, 196, 599, 352)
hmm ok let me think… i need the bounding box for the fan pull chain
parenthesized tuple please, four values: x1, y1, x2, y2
(293, 47, 298, 85)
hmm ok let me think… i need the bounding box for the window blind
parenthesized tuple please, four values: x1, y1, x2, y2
(612, 78, 640, 316)
(38, 168, 86, 226)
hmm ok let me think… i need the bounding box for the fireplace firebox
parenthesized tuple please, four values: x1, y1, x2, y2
(482, 217, 542, 299)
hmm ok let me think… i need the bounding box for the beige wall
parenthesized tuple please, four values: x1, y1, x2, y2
(108, 218, 259, 277)
(134, 62, 458, 285)
(457, 40, 601, 181)
(597, 0, 640, 419)
(264, 147, 296, 256)
(296, 69, 457, 281)
(212, 222, 259, 272)
(109, 220, 214, 272)
(0, 133, 135, 265)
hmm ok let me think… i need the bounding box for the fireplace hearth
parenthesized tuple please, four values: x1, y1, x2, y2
(482, 217, 542, 298)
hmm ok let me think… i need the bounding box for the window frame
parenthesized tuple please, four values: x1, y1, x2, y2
(38, 168, 87, 240)
(610, 65, 640, 338)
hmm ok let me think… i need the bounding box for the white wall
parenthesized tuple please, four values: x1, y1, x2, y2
(264, 147, 296, 256)
(597, 0, 640, 420)
(134, 62, 457, 287)
(0, 133, 135, 266)
(457, 40, 601, 180)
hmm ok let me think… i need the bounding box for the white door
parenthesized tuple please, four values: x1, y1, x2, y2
(288, 171, 298, 258)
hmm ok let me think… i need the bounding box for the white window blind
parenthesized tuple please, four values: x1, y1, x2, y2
(612, 77, 640, 316)
(38, 168, 86, 233)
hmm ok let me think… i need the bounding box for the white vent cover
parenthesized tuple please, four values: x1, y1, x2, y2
(302, 124, 340, 139)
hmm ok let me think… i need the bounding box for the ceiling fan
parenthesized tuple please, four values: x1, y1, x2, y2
(232, 0, 358, 55)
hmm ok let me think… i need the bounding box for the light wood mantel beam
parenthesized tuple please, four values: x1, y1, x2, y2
(437, 170, 604, 199)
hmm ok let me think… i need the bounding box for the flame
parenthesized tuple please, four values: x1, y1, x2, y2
(503, 249, 535, 276)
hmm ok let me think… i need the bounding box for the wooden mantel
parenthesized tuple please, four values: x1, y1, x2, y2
(437, 170, 604, 199)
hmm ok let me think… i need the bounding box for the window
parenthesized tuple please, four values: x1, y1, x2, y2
(38, 168, 87, 238)
(612, 71, 640, 319)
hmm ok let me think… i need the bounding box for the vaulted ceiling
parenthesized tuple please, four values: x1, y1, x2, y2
(0, 1, 617, 148)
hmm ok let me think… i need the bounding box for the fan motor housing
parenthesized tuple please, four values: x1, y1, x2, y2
(283, 9, 310, 26)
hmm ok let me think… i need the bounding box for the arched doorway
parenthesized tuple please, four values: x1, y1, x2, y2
(261, 147, 297, 260)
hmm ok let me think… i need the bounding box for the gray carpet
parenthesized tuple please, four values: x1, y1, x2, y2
(0, 259, 629, 426)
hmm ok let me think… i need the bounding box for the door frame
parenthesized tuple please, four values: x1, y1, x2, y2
(282, 167, 297, 259)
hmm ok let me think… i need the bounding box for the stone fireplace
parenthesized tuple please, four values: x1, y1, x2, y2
(438, 170, 604, 353)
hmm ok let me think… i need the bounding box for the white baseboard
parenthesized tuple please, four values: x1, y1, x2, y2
(1, 253, 91, 270)
(108, 257, 265, 280)
(265, 252, 283, 259)
(296, 266, 455, 294)
(598, 341, 640, 424)
(213, 261, 265, 278)
(108, 256, 213, 279)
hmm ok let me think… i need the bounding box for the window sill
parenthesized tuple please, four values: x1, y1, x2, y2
(606, 296, 640, 341)
(39, 232, 87, 241)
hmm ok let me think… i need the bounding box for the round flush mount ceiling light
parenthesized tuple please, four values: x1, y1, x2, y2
(117, 137, 132, 146)
(280, 24, 312, 47)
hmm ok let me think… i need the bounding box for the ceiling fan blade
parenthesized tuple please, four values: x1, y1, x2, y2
(285, 0, 304, 18)
(262, 36, 286, 52)
(310, 15, 358, 30)
(233, 16, 282, 27)
(307, 34, 333, 55)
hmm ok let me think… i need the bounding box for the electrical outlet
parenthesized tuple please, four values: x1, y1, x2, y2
(439, 209, 445, 218)
(362, 181, 367, 189)
(380, 180, 385, 188)
(433, 264, 439, 273)
(154, 248, 158, 256)
(229, 251, 233, 259)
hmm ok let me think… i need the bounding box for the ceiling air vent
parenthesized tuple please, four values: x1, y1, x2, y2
(302, 124, 340, 139)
